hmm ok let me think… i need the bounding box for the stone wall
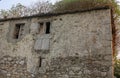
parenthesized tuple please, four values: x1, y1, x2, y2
(0, 56, 33, 78)
(36, 56, 112, 78)
(0, 9, 113, 78)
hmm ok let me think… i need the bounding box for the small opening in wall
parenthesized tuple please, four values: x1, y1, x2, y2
(40, 22, 43, 26)
(39, 57, 42, 67)
(13, 23, 25, 39)
(45, 22, 50, 34)
(60, 18, 62, 21)
(13, 24, 21, 39)
(39, 22, 44, 34)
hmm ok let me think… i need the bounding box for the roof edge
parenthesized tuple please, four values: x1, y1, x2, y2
(0, 6, 110, 22)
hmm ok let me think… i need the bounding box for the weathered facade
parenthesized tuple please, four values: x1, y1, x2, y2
(0, 8, 114, 78)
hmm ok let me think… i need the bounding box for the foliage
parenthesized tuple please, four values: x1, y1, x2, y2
(9, 3, 27, 17)
(0, 1, 53, 18)
(115, 31, 120, 78)
(0, 10, 9, 18)
(114, 57, 120, 78)
(1, 0, 120, 19)
(54, 0, 120, 18)
(29, 1, 53, 14)
(0, 3, 27, 18)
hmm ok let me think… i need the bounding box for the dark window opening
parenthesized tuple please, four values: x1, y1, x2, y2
(40, 22, 44, 26)
(13, 23, 24, 39)
(45, 22, 50, 34)
(39, 57, 42, 67)
(39, 22, 44, 34)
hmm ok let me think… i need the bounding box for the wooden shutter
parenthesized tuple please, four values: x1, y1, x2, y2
(34, 36, 50, 51)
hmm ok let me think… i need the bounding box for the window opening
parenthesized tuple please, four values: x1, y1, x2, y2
(39, 57, 42, 67)
(45, 22, 50, 34)
(13, 23, 25, 39)
(39, 22, 44, 34)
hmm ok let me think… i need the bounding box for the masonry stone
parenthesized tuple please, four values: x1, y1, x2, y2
(30, 23, 39, 35)
(0, 9, 114, 78)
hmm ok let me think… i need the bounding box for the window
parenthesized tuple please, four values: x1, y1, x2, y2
(34, 22, 50, 51)
(39, 22, 44, 34)
(13, 23, 25, 39)
(39, 57, 42, 67)
(45, 22, 50, 34)
(39, 22, 51, 34)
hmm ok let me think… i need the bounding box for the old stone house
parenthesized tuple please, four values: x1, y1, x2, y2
(0, 6, 114, 78)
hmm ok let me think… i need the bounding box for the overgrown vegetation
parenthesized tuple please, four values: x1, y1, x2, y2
(0, 1, 52, 18)
(0, 0, 120, 19)
(54, 0, 120, 18)
(114, 57, 120, 78)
